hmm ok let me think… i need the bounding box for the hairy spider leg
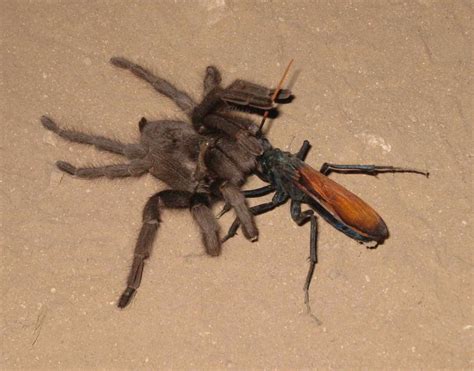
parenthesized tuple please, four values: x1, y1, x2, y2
(41, 116, 146, 159)
(220, 182, 258, 241)
(55, 160, 149, 179)
(119, 190, 220, 308)
(110, 57, 196, 116)
(41, 116, 151, 178)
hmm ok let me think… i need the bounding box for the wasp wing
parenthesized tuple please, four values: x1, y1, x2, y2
(296, 162, 389, 242)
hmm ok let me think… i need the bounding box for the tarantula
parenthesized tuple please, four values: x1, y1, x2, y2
(41, 57, 290, 308)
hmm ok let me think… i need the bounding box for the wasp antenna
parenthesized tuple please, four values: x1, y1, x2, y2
(258, 59, 294, 134)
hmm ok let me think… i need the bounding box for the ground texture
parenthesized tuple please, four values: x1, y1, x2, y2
(2, 1, 472, 369)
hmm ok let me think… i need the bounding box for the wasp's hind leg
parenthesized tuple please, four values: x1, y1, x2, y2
(290, 200, 321, 324)
(320, 163, 429, 177)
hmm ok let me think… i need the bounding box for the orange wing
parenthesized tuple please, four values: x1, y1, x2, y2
(297, 163, 389, 242)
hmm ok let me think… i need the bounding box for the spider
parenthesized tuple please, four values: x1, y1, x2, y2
(41, 57, 290, 308)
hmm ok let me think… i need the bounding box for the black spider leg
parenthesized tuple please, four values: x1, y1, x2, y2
(41, 116, 151, 178)
(221, 191, 289, 242)
(119, 191, 220, 308)
(320, 163, 429, 177)
(110, 57, 196, 116)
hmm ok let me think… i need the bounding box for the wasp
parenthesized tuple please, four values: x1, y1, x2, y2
(219, 61, 429, 310)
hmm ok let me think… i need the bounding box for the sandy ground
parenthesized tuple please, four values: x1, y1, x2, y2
(1, 0, 472, 369)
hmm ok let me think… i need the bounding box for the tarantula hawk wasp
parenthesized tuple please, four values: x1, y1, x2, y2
(218, 61, 429, 312)
(41, 57, 290, 308)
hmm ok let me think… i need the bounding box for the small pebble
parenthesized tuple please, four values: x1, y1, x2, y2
(43, 131, 58, 146)
(49, 170, 63, 187)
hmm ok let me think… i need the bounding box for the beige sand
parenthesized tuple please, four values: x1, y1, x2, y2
(2, 1, 472, 368)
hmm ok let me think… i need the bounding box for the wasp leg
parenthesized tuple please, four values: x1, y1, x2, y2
(295, 140, 312, 161)
(290, 199, 314, 225)
(243, 185, 276, 198)
(216, 185, 275, 218)
(320, 163, 429, 177)
(221, 191, 288, 242)
(291, 200, 320, 323)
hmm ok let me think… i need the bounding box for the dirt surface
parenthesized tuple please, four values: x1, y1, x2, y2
(2, 0, 472, 369)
